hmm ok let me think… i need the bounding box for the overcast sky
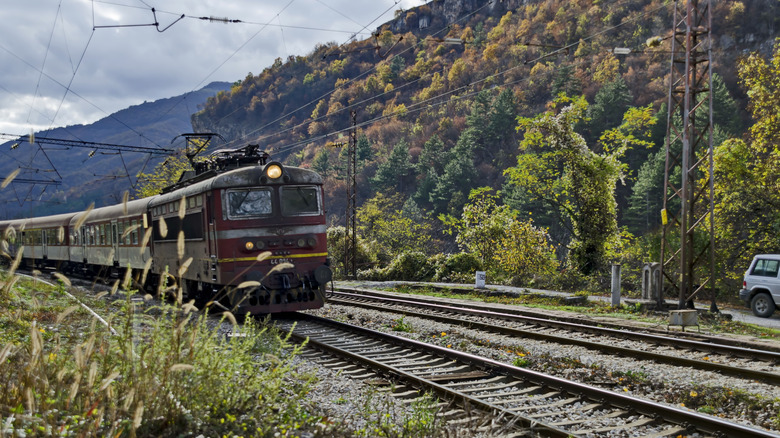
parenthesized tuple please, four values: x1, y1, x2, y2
(0, 0, 424, 135)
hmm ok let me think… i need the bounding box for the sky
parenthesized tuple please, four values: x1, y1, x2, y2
(0, 0, 425, 135)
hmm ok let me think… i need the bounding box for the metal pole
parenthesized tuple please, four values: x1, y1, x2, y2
(660, 0, 715, 311)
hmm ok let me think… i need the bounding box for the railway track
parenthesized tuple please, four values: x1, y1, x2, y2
(328, 287, 780, 386)
(277, 313, 776, 437)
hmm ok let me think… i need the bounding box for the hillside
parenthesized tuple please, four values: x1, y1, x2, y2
(191, 0, 777, 225)
(0, 82, 231, 218)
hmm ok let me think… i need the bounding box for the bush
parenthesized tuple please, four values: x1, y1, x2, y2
(327, 226, 376, 278)
(359, 251, 436, 281)
(433, 252, 483, 283)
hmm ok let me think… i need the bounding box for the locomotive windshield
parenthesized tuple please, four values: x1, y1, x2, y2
(281, 186, 320, 216)
(228, 189, 272, 217)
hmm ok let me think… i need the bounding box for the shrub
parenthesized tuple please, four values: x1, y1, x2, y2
(433, 252, 482, 283)
(359, 251, 435, 281)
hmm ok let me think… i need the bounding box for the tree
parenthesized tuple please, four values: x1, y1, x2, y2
(371, 140, 414, 193)
(551, 64, 582, 98)
(311, 149, 330, 176)
(711, 73, 742, 136)
(505, 97, 624, 275)
(587, 78, 632, 141)
(428, 130, 478, 214)
(135, 154, 193, 199)
(357, 194, 434, 259)
(714, 39, 780, 282)
(441, 187, 558, 284)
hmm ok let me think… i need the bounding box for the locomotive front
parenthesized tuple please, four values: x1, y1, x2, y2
(205, 161, 330, 313)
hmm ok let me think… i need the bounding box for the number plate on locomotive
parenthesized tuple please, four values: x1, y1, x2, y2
(270, 258, 293, 265)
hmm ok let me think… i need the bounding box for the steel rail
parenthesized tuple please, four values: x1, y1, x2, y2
(335, 286, 780, 358)
(330, 291, 780, 386)
(282, 314, 777, 438)
(285, 321, 571, 437)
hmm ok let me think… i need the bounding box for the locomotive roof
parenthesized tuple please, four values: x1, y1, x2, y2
(69, 197, 157, 227)
(150, 163, 322, 207)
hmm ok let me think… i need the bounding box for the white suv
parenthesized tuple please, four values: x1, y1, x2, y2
(739, 254, 780, 317)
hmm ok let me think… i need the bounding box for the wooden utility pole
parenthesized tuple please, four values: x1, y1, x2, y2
(660, 0, 717, 312)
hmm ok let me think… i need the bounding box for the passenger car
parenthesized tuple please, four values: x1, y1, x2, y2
(738, 254, 780, 317)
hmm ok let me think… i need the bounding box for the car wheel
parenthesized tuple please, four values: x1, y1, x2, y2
(750, 293, 776, 318)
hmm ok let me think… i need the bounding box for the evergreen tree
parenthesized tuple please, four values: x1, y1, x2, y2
(587, 78, 632, 142)
(311, 149, 330, 176)
(551, 64, 582, 98)
(371, 140, 414, 193)
(487, 88, 519, 146)
(711, 73, 742, 136)
(429, 129, 478, 214)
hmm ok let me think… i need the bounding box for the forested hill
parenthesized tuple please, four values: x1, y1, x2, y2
(0, 82, 230, 219)
(191, 0, 777, 226)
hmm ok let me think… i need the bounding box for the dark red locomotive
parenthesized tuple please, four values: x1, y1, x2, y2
(0, 145, 332, 314)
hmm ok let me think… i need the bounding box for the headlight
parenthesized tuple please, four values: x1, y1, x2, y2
(245, 241, 254, 251)
(307, 237, 317, 247)
(297, 238, 306, 248)
(256, 240, 265, 250)
(266, 164, 282, 179)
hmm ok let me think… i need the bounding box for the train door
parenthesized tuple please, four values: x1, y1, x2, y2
(41, 229, 48, 259)
(111, 222, 119, 266)
(206, 193, 218, 282)
(81, 226, 87, 263)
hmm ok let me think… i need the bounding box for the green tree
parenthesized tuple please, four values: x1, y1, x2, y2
(428, 130, 478, 214)
(711, 73, 742, 136)
(441, 187, 558, 284)
(714, 39, 780, 281)
(587, 78, 632, 141)
(505, 97, 624, 275)
(358, 194, 434, 259)
(311, 149, 330, 176)
(135, 154, 193, 198)
(371, 140, 414, 193)
(441, 187, 510, 266)
(551, 64, 582, 98)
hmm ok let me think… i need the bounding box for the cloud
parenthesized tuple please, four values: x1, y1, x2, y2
(0, 0, 424, 134)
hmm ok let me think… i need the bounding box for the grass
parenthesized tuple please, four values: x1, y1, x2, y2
(0, 268, 468, 437)
(0, 270, 321, 437)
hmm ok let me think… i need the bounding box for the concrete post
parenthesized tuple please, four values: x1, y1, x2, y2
(611, 264, 621, 307)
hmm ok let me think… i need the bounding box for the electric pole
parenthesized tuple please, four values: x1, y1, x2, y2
(660, 0, 717, 312)
(344, 110, 358, 279)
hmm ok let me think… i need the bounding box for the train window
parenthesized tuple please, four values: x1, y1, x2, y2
(281, 186, 320, 216)
(131, 220, 138, 245)
(227, 189, 272, 217)
(188, 197, 195, 209)
(196, 196, 203, 207)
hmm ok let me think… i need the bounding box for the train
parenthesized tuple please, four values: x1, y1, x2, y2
(0, 144, 332, 314)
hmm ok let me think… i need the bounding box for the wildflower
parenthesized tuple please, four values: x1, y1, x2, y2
(441, 332, 447, 337)
(690, 390, 698, 397)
